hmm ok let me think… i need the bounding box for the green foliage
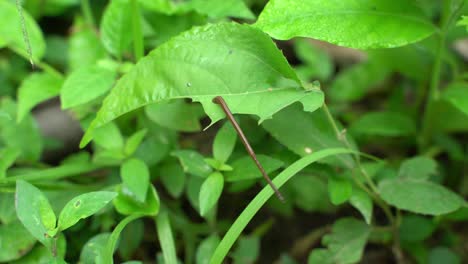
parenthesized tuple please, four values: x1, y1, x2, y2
(1, 1, 468, 263)
(309, 218, 370, 264)
(255, 0, 436, 49)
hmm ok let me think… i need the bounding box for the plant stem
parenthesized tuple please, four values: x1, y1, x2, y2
(322, 104, 394, 223)
(419, 0, 466, 151)
(81, 0, 95, 28)
(0, 163, 103, 185)
(131, 0, 144, 61)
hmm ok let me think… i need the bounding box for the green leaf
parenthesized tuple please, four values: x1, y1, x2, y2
(432, 100, 468, 133)
(113, 185, 160, 215)
(196, 235, 220, 264)
(190, 0, 255, 19)
(399, 215, 435, 242)
(224, 155, 283, 182)
(0, 1, 45, 59)
(0, 220, 36, 262)
(0, 193, 16, 224)
(199, 172, 224, 216)
(15, 180, 56, 248)
(160, 162, 186, 198)
(379, 179, 465, 215)
(124, 129, 148, 156)
(100, 0, 133, 58)
(315, 218, 371, 264)
(186, 176, 204, 211)
(213, 122, 237, 163)
(0, 99, 43, 162)
(68, 18, 107, 71)
(58, 191, 117, 231)
(294, 39, 333, 81)
(145, 100, 203, 132)
(328, 59, 390, 102)
(349, 189, 373, 225)
(80, 22, 324, 147)
(172, 150, 212, 178)
(231, 236, 260, 264)
(155, 211, 178, 264)
(93, 122, 124, 150)
(428, 247, 460, 264)
(17, 73, 63, 122)
(328, 176, 353, 205)
(290, 175, 331, 212)
(121, 158, 150, 203)
(210, 148, 354, 263)
(308, 249, 333, 264)
(398, 156, 437, 180)
(262, 104, 354, 168)
(442, 82, 468, 117)
(255, 0, 436, 49)
(61, 65, 116, 109)
(80, 233, 110, 264)
(457, 16, 468, 31)
(11, 234, 67, 264)
(0, 147, 20, 179)
(350, 111, 416, 137)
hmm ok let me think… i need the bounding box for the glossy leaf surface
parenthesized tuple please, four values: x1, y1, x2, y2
(255, 0, 436, 49)
(80, 23, 324, 146)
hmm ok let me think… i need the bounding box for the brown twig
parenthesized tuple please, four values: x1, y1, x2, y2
(212, 96, 285, 202)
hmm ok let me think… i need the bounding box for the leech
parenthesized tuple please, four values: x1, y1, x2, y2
(212, 96, 285, 202)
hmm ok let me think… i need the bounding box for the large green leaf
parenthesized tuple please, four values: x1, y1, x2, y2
(328, 59, 390, 102)
(15, 180, 56, 248)
(190, 0, 255, 19)
(379, 179, 465, 215)
(398, 156, 437, 181)
(80, 22, 323, 147)
(262, 104, 353, 168)
(224, 154, 283, 182)
(0, 99, 43, 162)
(0, 1, 45, 59)
(442, 82, 468, 117)
(255, 0, 436, 49)
(100, 0, 133, 58)
(0, 221, 36, 262)
(57, 191, 117, 231)
(145, 99, 204, 132)
(309, 218, 370, 264)
(17, 73, 63, 122)
(68, 18, 107, 71)
(60, 65, 116, 109)
(350, 111, 416, 137)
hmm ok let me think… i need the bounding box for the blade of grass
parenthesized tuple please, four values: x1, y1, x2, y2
(104, 213, 145, 264)
(156, 210, 178, 264)
(210, 148, 354, 264)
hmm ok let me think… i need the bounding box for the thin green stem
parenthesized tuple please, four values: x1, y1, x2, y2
(10, 46, 63, 78)
(420, 0, 465, 151)
(81, 0, 95, 28)
(131, 0, 144, 61)
(322, 104, 394, 223)
(0, 163, 103, 185)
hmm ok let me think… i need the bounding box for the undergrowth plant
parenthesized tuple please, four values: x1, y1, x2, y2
(0, 0, 467, 263)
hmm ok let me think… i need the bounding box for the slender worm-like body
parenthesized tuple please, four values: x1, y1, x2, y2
(212, 96, 285, 202)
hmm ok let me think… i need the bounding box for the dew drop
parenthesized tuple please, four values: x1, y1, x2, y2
(74, 200, 81, 208)
(186, 82, 192, 87)
(304, 147, 313, 154)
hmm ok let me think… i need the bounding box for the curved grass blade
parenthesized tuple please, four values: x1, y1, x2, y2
(209, 148, 354, 264)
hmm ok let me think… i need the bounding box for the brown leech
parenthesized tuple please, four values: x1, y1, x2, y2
(212, 96, 285, 202)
